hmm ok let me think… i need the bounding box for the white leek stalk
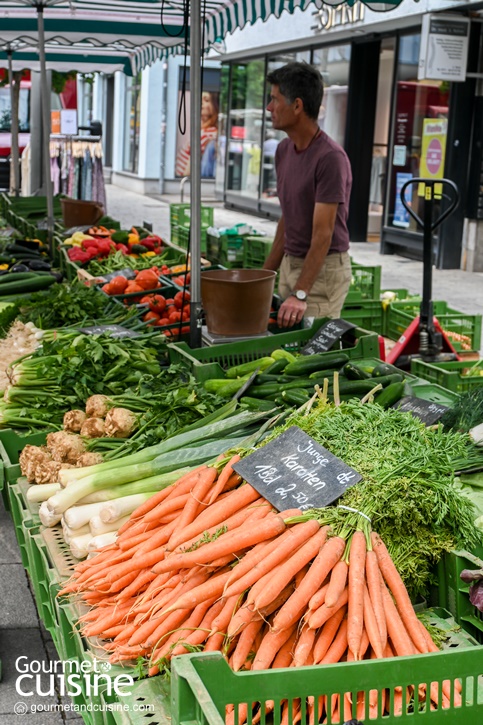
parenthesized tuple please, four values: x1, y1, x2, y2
(63, 501, 107, 530)
(99, 492, 152, 523)
(70, 533, 93, 560)
(470, 422, 483, 446)
(61, 518, 90, 545)
(89, 514, 129, 537)
(26, 482, 61, 503)
(39, 501, 62, 527)
(88, 531, 118, 553)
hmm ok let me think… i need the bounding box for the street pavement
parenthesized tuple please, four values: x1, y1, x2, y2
(0, 181, 482, 722)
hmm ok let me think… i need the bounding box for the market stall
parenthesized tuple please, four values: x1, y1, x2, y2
(1, 204, 483, 724)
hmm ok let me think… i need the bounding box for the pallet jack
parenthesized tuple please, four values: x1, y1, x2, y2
(386, 177, 461, 370)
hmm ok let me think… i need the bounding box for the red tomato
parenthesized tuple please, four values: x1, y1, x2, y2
(174, 291, 191, 309)
(149, 295, 167, 314)
(143, 311, 161, 326)
(168, 310, 182, 323)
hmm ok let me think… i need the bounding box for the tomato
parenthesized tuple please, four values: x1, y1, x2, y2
(139, 295, 152, 305)
(143, 311, 161, 326)
(157, 317, 170, 326)
(149, 295, 167, 314)
(109, 276, 128, 294)
(173, 291, 191, 309)
(168, 310, 182, 323)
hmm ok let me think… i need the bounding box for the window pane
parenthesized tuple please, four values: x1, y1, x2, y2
(123, 74, 142, 174)
(215, 65, 230, 195)
(386, 33, 449, 231)
(312, 45, 351, 148)
(226, 59, 265, 199)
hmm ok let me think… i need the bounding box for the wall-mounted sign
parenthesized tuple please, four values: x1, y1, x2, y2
(311, 1, 364, 33)
(420, 118, 447, 179)
(418, 14, 470, 83)
(393, 172, 412, 229)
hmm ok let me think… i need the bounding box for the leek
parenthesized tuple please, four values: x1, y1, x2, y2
(49, 435, 247, 515)
(87, 532, 117, 554)
(76, 470, 190, 503)
(26, 483, 61, 503)
(99, 493, 152, 523)
(63, 501, 107, 530)
(89, 515, 129, 537)
(62, 521, 90, 545)
(70, 533, 94, 559)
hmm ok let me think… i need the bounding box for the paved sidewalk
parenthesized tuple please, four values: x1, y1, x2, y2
(105, 185, 483, 317)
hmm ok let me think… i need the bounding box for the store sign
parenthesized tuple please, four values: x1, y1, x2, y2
(60, 109, 78, 136)
(420, 119, 447, 179)
(393, 172, 412, 229)
(311, 1, 364, 33)
(232, 426, 362, 513)
(302, 318, 356, 355)
(394, 396, 448, 426)
(418, 14, 470, 82)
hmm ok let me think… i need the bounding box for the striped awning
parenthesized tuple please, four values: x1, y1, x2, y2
(0, 0, 404, 74)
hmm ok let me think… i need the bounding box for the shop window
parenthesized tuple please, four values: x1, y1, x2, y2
(225, 60, 265, 198)
(312, 45, 351, 148)
(215, 65, 230, 195)
(386, 33, 449, 232)
(123, 73, 142, 174)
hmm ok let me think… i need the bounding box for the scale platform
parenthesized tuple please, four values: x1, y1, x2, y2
(202, 326, 274, 346)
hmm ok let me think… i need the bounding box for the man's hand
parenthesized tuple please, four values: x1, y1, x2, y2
(277, 297, 307, 328)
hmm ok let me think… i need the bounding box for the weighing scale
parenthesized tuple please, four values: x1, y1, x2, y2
(387, 177, 461, 370)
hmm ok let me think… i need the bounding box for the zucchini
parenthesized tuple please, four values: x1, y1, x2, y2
(374, 382, 405, 408)
(366, 373, 403, 387)
(249, 383, 282, 399)
(6, 243, 41, 255)
(372, 362, 400, 377)
(0, 272, 41, 284)
(281, 389, 310, 406)
(254, 373, 283, 384)
(225, 357, 275, 379)
(329, 380, 378, 396)
(284, 353, 349, 376)
(240, 397, 277, 411)
(271, 348, 297, 363)
(263, 359, 288, 375)
(0, 275, 56, 295)
(308, 368, 340, 380)
(203, 376, 250, 397)
(342, 362, 371, 380)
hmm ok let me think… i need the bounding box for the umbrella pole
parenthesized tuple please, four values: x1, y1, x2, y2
(189, 0, 202, 348)
(7, 50, 20, 197)
(36, 3, 55, 254)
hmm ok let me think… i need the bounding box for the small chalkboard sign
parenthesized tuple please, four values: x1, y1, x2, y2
(232, 426, 362, 512)
(99, 268, 136, 283)
(393, 396, 449, 425)
(79, 324, 140, 339)
(302, 319, 356, 355)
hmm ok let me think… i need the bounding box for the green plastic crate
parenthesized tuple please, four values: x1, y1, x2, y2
(167, 320, 380, 382)
(242, 236, 273, 268)
(410, 359, 483, 394)
(177, 225, 208, 256)
(206, 231, 244, 268)
(171, 640, 483, 725)
(0, 428, 46, 486)
(8, 479, 39, 570)
(178, 205, 214, 230)
(341, 299, 384, 336)
(387, 301, 482, 352)
(435, 546, 483, 644)
(101, 677, 172, 725)
(345, 262, 382, 303)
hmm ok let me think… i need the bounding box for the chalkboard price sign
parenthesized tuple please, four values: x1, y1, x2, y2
(79, 324, 140, 339)
(232, 426, 362, 512)
(302, 318, 356, 355)
(394, 396, 448, 425)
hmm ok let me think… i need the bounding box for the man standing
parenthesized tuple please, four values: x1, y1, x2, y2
(263, 62, 352, 328)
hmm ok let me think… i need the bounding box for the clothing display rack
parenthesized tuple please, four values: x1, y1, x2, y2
(49, 134, 106, 209)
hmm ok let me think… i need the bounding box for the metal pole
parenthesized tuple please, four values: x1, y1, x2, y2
(189, 0, 202, 348)
(420, 186, 434, 332)
(36, 4, 55, 254)
(7, 50, 20, 197)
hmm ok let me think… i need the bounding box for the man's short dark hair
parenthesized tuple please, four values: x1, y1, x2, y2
(266, 62, 324, 121)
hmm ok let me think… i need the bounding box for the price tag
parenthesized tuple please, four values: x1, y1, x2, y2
(302, 319, 356, 355)
(99, 268, 136, 283)
(79, 324, 140, 339)
(233, 426, 362, 512)
(393, 396, 448, 425)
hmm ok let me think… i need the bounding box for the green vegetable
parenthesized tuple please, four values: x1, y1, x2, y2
(130, 244, 149, 254)
(240, 397, 278, 411)
(372, 362, 400, 377)
(204, 376, 251, 398)
(263, 359, 288, 375)
(374, 382, 405, 408)
(284, 353, 349, 376)
(271, 348, 297, 363)
(281, 389, 310, 405)
(342, 362, 371, 380)
(366, 373, 404, 387)
(110, 231, 130, 244)
(0, 275, 56, 295)
(329, 379, 378, 396)
(225, 357, 275, 379)
(0, 272, 40, 284)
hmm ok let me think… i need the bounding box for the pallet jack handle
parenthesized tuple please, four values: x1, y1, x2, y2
(399, 178, 459, 353)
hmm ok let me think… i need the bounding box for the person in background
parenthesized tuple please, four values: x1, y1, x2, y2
(176, 91, 219, 178)
(263, 62, 352, 328)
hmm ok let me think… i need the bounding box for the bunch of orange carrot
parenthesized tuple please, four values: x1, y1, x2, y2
(59, 455, 461, 723)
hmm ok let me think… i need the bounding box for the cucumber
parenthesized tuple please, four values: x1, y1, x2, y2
(255, 373, 283, 384)
(374, 382, 405, 408)
(308, 368, 341, 380)
(284, 353, 349, 376)
(329, 380, 378, 396)
(204, 376, 250, 397)
(0, 272, 41, 284)
(342, 362, 371, 380)
(0, 275, 56, 295)
(248, 383, 282, 399)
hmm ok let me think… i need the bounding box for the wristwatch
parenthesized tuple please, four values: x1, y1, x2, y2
(291, 290, 308, 302)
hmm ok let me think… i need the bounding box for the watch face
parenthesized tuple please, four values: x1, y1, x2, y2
(296, 290, 307, 301)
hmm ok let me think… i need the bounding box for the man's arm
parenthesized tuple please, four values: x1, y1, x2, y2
(263, 215, 285, 272)
(277, 202, 338, 328)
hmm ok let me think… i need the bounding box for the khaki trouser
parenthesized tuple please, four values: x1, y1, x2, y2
(279, 252, 352, 319)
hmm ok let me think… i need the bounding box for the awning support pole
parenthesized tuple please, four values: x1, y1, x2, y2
(36, 3, 55, 254)
(7, 49, 20, 197)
